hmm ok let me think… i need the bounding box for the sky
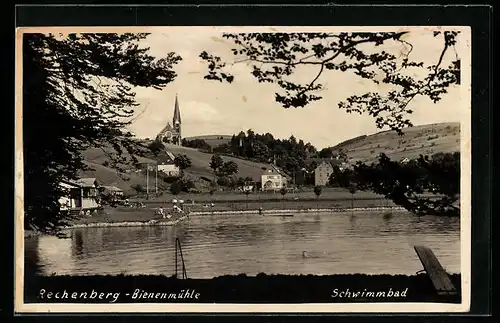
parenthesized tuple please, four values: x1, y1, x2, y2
(126, 27, 468, 149)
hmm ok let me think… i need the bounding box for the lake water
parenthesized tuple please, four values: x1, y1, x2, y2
(25, 210, 461, 278)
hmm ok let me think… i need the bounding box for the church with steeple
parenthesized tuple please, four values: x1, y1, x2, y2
(156, 94, 182, 146)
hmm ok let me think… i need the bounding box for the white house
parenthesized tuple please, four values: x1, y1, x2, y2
(157, 151, 181, 177)
(261, 169, 287, 191)
(314, 161, 334, 186)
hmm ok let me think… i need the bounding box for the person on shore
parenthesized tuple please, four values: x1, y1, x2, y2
(158, 206, 165, 219)
(259, 207, 263, 216)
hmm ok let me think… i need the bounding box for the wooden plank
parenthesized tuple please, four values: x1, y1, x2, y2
(416, 246, 455, 294)
(414, 245, 457, 296)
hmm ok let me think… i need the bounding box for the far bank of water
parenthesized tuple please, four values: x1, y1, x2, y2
(25, 210, 460, 278)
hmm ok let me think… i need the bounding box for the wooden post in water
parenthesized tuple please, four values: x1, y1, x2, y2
(174, 239, 178, 278)
(155, 165, 158, 195)
(80, 187, 84, 215)
(146, 163, 149, 199)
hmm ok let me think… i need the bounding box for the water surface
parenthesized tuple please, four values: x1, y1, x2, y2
(25, 211, 461, 278)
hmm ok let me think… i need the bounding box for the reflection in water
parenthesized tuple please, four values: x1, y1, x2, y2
(25, 211, 461, 278)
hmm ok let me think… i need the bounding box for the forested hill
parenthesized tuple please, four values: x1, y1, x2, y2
(183, 122, 461, 168)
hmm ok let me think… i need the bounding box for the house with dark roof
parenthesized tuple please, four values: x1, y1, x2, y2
(59, 177, 100, 214)
(156, 153, 181, 177)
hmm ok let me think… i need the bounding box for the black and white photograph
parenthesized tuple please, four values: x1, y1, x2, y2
(15, 25, 471, 313)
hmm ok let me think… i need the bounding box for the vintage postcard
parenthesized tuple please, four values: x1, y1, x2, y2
(15, 26, 471, 313)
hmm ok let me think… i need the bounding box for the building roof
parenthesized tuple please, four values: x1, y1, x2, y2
(308, 157, 344, 165)
(59, 181, 80, 189)
(73, 178, 97, 187)
(261, 169, 281, 176)
(61, 177, 98, 188)
(136, 156, 158, 165)
(156, 154, 176, 165)
(315, 160, 335, 169)
(103, 185, 123, 192)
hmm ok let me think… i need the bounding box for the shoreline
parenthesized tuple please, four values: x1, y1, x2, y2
(23, 206, 414, 234)
(189, 206, 405, 216)
(65, 215, 188, 229)
(55, 206, 404, 231)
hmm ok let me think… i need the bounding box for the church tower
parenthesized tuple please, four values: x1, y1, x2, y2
(156, 94, 182, 146)
(172, 94, 181, 145)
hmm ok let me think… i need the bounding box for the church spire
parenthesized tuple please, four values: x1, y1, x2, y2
(173, 94, 181, 125)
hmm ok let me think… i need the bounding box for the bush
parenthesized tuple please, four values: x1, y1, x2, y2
(131, 184, 146, 193)
(170, 181, 182, 195)
(148, 140, 164, 154)
(183, 180, 196, 192)
(162, 176, 178, 184)
(217, 176, 234, 187)
(102, 161, 110, 167)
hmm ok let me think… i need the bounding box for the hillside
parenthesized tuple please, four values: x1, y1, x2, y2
(80, 140, 276, 195)
(77, 122, 460, 195)
(155, 143, 274, 184)
(183, 135, 232, 149)
(330, 122, 461, 164)
(80, 145, 166, 195)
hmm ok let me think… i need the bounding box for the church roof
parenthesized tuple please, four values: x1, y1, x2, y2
(160, 123, 174, 132)
(173, 95, 181, 124)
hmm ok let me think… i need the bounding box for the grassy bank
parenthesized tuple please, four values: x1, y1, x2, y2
(184, 198, 397, 213)
(70, 209, 186, 226)
(139, 187, 388, 202)
(24, 273, 461, 304)
(67, 201, 402, 228)
(134, 189, 402, 213)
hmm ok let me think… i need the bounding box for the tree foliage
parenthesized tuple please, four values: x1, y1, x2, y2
(200, 31, 461, 134)
(182, 138, 212, 152)
(209, 154, 224, 174)
(331, 152, 460, 216)
(216, 130, 321, 177)
(148, 140, 164, 156)
(170, 181, 182, 195)
(174, 154, 192, 171)
(313, 185, 322, 198)
(218, 161, 239, 177)
(23, 32, 181, 232)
